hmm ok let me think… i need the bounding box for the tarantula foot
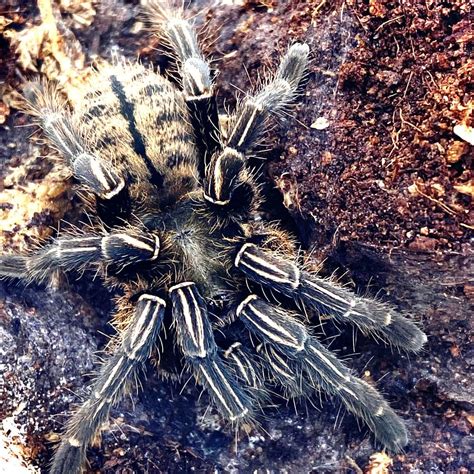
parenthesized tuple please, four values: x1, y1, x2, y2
(50, 438, 83, 474)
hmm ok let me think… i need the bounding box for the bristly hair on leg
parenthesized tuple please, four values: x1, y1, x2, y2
(142, 0, 207, 88)
(235, 294, 410, 451)
(22, 80, 68, 119)
(234, 243, 427, 353)
(50, 295, 166, 474)
(21, 80, 81, 164)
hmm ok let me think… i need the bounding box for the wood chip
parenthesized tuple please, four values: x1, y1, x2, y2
(311, 117, 330, 130)
(453, 124, 474, 145)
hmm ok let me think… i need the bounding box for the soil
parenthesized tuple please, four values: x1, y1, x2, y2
(0, 1, 472, 473)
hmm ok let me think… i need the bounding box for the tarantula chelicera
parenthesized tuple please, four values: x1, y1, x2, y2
(1, 2, 427, 472)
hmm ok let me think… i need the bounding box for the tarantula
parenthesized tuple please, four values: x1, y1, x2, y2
(0, 2, 426, 472)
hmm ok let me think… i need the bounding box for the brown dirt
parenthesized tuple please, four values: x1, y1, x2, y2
(197, 0, 473, 255)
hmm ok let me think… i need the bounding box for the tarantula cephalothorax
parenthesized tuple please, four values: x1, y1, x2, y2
(1, 2, 427, 472)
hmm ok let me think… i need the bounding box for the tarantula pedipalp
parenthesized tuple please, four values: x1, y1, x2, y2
(0, 1, 427, 473)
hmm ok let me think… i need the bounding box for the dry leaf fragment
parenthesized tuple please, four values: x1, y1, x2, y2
(3, 24, 47, 72)
(365, 452, 393, 474)
(275, 173, 302, 212)
(3, 0, 87, 98)
(446, 140, 469, 164)
(0, 15, 13, 33)
(467, 413, 474, 428)
(59, 0, 96, 28)
(311, 116, 330, 130)
(453, 182, 474, 198)
(454, 123, 474, 145)
(0, 102, 10, 124)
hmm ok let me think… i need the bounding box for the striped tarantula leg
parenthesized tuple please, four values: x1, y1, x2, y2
(204, 147, 247, 206)
(237, 295, 309, 398)
(204, 44, 309, 206)
(51, 295, 165, 474)
(236, 295, 409, 451)
(169, 282, 254, 422)
(0, 231, 160, 283)
(256, 343, 308, 398)
(24, 82, 125, 199)
(223, 342, 265, 392)
(144, 1, 220, 163)
(234, 243, 427, 352)
(226, 43, 309, 153)
(303, 337, 409, 451)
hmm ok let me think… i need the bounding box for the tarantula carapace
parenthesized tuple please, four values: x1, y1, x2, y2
(0, 2, 426, 472)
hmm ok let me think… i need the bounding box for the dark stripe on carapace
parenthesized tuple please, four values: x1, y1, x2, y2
(154, 109, 175, 127)
(130, 71, 149, 83)
(100, 135, 118, 147)
(87, 103, 108, 118)
(84, 90, 103, 101)
(110, 75, 164, 187)
(141, 83, 165, 97)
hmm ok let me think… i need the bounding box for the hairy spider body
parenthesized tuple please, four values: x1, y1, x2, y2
(0, 2, 426, 473)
